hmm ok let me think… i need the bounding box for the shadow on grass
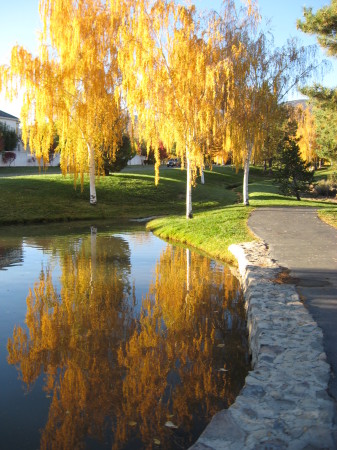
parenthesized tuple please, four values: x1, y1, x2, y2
(114, 172, 185, 184)
(251, 194, 301, 202)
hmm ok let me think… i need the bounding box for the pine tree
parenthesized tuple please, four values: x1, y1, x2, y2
(102, 135, 132, 175)
(0, 122, 18, 152)
(275, 121, 314, 200)
(297, 0, 337, 57)
(298, 0, 337, 165)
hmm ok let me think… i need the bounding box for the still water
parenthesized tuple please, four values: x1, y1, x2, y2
(0, 223, 250, 450)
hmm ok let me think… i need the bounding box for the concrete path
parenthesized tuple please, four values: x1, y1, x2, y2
(248, 207, 337, 404)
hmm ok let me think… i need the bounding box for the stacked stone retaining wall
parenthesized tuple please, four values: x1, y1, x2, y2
(190, 241, 336, 450)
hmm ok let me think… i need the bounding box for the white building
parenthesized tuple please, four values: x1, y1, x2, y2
(0, 110, 60, 167)
(127, 154, 146, 165)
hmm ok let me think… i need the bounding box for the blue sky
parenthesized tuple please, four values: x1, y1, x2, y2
(0, 0, 336, 117)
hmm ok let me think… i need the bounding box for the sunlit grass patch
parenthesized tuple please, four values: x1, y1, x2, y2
(147, 205, 254, 265)
(318, 209, 337, 229)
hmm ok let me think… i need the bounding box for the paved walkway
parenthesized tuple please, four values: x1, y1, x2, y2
(190, 207, 337, 449)
(248, 207, 337, 405)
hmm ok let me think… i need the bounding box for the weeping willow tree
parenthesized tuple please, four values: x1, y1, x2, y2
(114, 0, 234, 218)
(0, 0, 126, 204)
(212, 1, 317, 206)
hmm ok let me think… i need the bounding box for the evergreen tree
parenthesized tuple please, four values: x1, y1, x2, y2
(275, 122, 314, 200)
(313, 103, 337, 164)
(297, 0, 337, 57)
(103, 135, 133, 175)
(298, 1, 337, 165)
(0, 122, 18, 152)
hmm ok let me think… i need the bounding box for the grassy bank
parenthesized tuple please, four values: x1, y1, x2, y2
(0, 165, 336, 264)
(146, 206, 254, 264)
(0, 165, 261, 225)
(147, 170, 337, 264)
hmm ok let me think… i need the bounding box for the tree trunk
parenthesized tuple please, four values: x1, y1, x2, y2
(88, 144, 97, 205)
(243, 142, 253, 206)
(186, 248, 191, 293)
(90, 226, 97, 289)
(186, 154, 193, 219)
(200, 166, 205, 185)
(185, 248, 192, 313)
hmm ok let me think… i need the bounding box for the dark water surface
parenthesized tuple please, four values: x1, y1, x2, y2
(0, 222, 250, 450)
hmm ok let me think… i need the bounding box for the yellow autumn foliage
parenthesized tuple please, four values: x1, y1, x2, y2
(1, 0, 126, 203)
(293, 103, 318, 163)
(7, 234, 248, 450)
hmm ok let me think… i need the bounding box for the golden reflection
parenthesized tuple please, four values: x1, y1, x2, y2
(115, 246, 249, 450)
(7, 235, 248, 450)
(8, 233, 133, 450)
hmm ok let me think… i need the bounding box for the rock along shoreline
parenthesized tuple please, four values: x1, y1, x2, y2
(190, 241, 336, 450)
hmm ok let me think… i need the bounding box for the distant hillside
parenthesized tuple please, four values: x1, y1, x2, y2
(285, 99, 308, 109)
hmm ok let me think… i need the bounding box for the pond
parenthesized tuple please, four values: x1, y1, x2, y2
(0, 222, 250, 450)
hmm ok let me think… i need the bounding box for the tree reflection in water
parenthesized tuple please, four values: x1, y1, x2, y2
(7, 232, 249, 450)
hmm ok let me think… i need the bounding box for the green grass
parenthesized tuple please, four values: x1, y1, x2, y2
(1, 164, 336, 264)
(0, 165, 246, 225)
(246, 179, 336, 208)
(318, 208, 337, 228)
(313, 165, 336, 182)
(146, 168, 337, 264)
(146, 206, 254, 265)
(0, 166, 62, 177)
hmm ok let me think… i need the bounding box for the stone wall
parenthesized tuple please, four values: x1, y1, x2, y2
(190, 241, 336, 450)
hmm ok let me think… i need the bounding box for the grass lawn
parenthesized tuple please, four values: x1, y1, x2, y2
(0, 165, 243, 225)
(146, 167, 337, 264)
(0, 164, 336, 264)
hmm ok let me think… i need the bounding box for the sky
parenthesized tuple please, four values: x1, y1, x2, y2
(0, 0, 336, 118)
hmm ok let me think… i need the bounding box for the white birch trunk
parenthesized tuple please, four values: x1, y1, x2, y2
(200, 166, 205, 185)
(243, 142, 253, 206)
(186, 153, 193, 219)
(88, 144, 97, 205)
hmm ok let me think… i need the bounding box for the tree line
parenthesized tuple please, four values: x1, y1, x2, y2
(0, 0, 334, 216)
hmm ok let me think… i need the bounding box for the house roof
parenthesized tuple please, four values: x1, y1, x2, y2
(0, 110, 19, 121)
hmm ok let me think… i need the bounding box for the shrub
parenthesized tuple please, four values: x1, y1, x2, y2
(0, 123, 18, 152)
(2, 151, 16, 166)
(314, 179, 337, 197)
